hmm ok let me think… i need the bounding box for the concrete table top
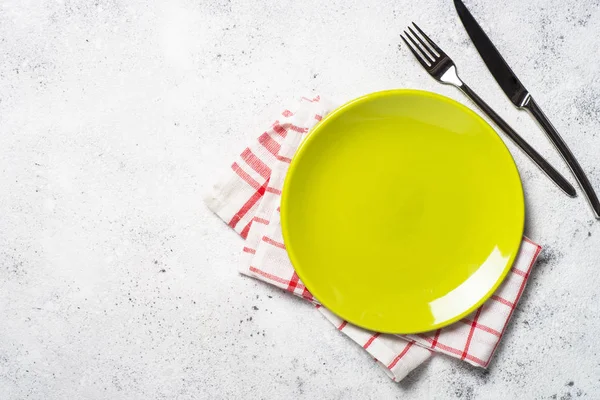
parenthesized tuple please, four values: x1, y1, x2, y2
(1, 0, 599, 398)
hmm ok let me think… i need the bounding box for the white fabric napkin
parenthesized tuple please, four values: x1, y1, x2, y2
(205, 95, 542, 381)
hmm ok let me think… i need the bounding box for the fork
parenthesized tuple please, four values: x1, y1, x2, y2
(400, 23, 576, 197)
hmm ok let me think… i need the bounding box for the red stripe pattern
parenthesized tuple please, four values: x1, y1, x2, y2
(241, 148, 271, 179)
(461, 308, 482, 360)
(388, 342, 414, 369)
(459, 319, 501, 338)
(228, 179, 268, 229)
(363, 333, 380, 349)
(262, 236, 286, 250)
(231, 162, 261, 190)
(258, 132, 281, 156)
(243, 247, 256, 255)
(266, 187, 282, 195)
(276, 155, 292, 163)
(491, 295, 514, 308)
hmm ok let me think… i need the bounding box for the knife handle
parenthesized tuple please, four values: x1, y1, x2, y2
(458, 83, 577, 198)
(522, 96, 600, 219)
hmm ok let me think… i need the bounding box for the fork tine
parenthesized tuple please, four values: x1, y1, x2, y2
(404, 30, 434, 64)
(411, 22, 443, 55)
(408, 26, 439, 58)
(400, 34, 429, 69)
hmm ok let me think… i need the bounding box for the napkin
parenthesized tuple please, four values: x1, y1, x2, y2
(205, 95, 542, 381)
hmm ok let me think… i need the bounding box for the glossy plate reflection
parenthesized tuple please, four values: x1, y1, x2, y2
(280, 90, 525, 334)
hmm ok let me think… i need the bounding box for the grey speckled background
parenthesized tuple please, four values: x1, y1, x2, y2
(1, 0, 599, 398)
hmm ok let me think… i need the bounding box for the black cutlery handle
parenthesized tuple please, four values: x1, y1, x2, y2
(458, 84, 577, 198)
(522, 96, 600, 219)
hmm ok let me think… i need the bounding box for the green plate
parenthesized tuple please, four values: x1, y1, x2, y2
(280, 89, 524, 334)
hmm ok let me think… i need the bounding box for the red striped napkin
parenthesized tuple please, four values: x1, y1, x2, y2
(205, 96, 542, 381)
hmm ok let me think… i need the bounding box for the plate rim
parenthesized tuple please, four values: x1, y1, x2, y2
(280, 88, 525, 334)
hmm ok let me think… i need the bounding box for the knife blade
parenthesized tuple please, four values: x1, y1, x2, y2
(454, 0, 600, 219)
(453, 0, 529, 107)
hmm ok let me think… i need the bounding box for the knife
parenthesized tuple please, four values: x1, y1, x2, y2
(454, 0, 600, 219)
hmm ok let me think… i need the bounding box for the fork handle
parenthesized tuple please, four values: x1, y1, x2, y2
(522, 96, 600, 219)
(458, 83, 577, 198)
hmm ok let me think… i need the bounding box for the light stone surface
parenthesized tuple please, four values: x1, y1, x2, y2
(1, 0, 599, 398)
